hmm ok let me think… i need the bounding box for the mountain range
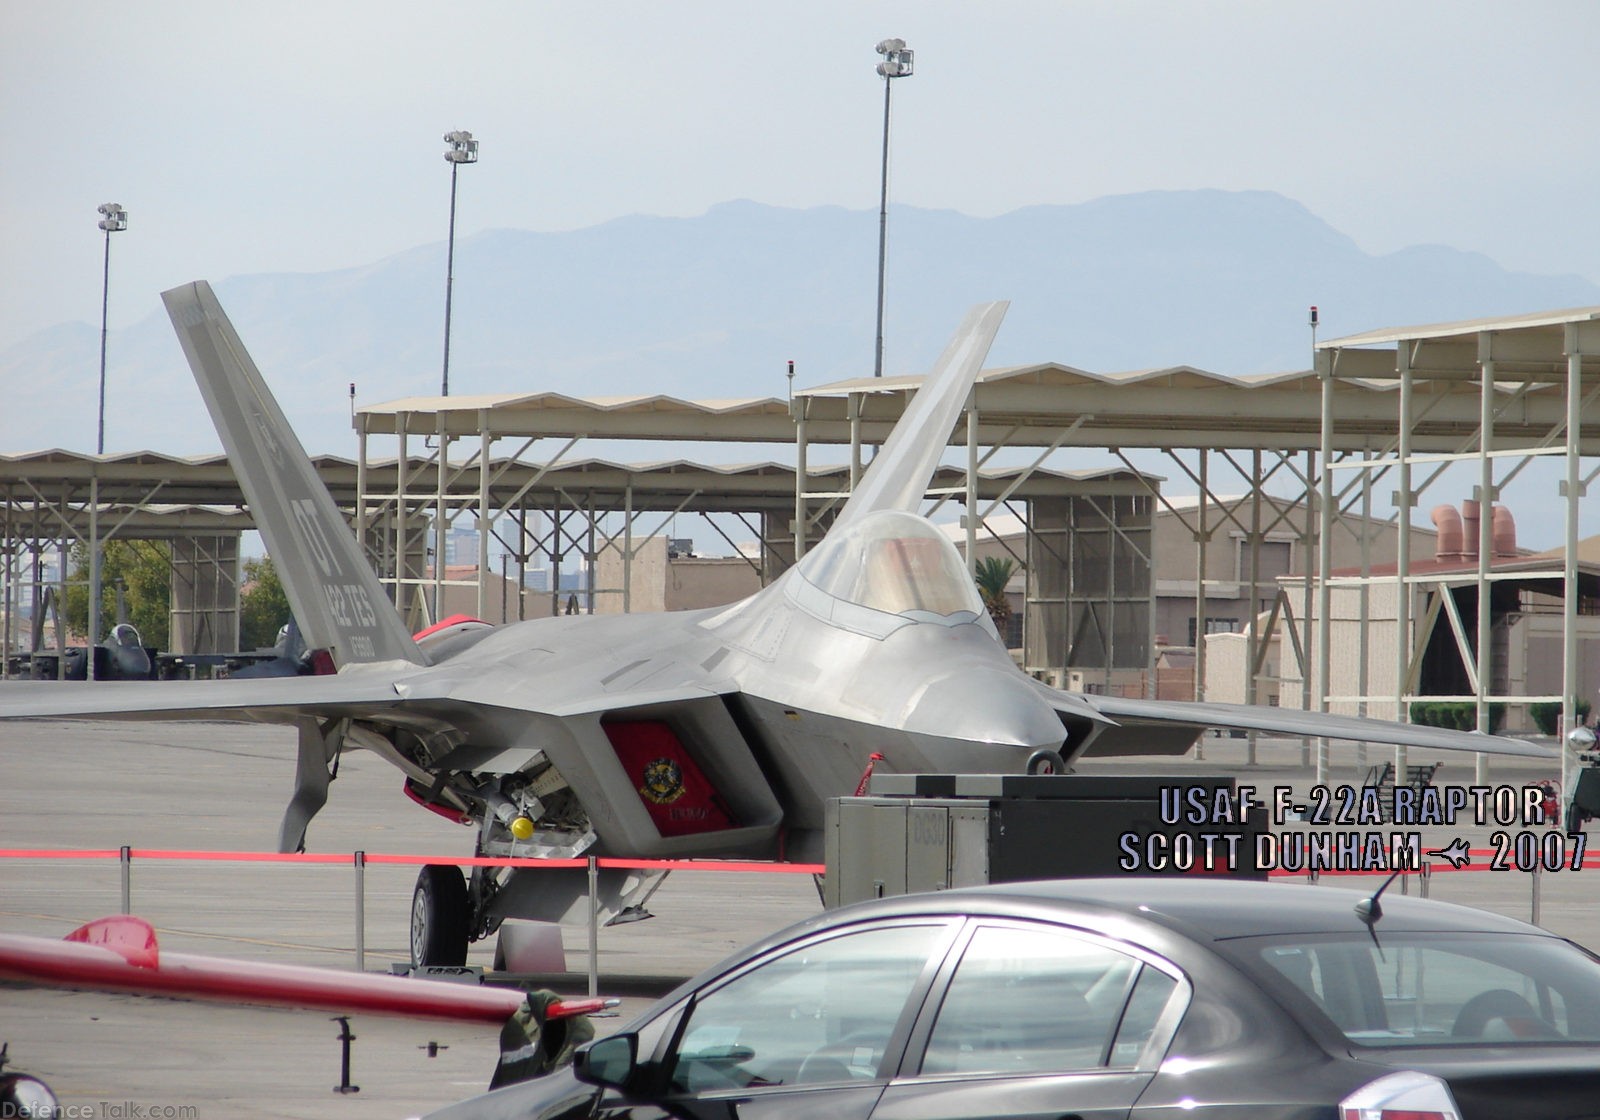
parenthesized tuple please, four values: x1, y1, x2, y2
(5, 189, 1598, 458)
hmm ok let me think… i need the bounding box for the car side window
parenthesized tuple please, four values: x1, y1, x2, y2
(1256, 935, 1600, 1047)
(920, 924, 1175, 1077)
(1109, 962, 1179, 1065)
(667, 923, 944, 1094)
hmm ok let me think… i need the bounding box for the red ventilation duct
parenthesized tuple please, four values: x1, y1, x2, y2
(1461, 500, 1481, 560)
(1492, 504, 1518, 557)
(1431, 504, 1464, 561)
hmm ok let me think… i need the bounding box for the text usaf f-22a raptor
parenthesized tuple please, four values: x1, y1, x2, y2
(0, 284, 1552, 965)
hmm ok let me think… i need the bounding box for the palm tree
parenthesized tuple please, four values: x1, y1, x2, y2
(972, 555, 1015, 636)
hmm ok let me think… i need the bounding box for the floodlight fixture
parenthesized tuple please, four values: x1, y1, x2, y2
(443, 130, 479, 165)
(875, 38, 914, 79)
(96, 202, 128, 233)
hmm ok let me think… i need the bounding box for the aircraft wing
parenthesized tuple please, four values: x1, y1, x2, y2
(0, 672, 413, 722)
(1047, 687, 1557, 760)
(0, 657, 729, 726)
(0, 657, 742, 857)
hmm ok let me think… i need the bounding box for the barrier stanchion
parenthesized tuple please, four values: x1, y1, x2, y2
(119, 845, 131, 915)
(354, 850, 366, 972)
(1531, 859, 1542, 927)
(587, 856, 599, 998)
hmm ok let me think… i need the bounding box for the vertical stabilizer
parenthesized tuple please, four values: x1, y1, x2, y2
(830, 301, 1008, 528)
(163, 281, 426, 668)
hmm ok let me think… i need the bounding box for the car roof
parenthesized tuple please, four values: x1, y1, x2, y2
(833, 877, 1547, 942)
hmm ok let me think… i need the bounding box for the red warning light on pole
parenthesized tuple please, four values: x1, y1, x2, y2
(1309, 306, 1319, 328)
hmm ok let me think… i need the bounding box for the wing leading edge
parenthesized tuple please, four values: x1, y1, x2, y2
(1056, 689, 1556, 760)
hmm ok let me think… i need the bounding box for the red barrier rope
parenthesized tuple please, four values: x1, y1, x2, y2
(2, 848, 1588, 879)
(0, 848, 826, 875)
(1264, 847, 1600, 877)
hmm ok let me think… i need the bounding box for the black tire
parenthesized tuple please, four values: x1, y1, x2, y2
(411, 863, 470, 967)
(1567, 802, 1589, 834)
(1027, 748, 1068, 775)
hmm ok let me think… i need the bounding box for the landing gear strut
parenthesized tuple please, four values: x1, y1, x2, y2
(410, 864, 470, 967)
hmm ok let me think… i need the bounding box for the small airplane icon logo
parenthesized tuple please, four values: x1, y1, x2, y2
(1427, 837, 1472, 870)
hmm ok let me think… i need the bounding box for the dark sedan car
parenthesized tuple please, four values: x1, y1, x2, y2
(421, 878, 1600, 1119)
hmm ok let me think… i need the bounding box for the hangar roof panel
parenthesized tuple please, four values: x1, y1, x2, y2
(0, 451, 1154, 532)
(1320, 305, 1600, 349)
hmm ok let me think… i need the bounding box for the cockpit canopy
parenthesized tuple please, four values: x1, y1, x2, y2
(797, 510, 985, 620)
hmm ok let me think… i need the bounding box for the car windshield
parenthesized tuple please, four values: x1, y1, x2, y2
(797, 510, 983, 619)
(1244, 932, 1600, 1049)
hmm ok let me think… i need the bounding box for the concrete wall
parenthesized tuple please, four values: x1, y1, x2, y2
(434, 566, 555, 624)
(1275, 582, 1403, 721)
(1508, 613, 1600, 719)
(594, 536, 761, 615)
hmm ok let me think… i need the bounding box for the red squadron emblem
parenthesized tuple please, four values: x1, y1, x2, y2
(640, 758, 686, 805)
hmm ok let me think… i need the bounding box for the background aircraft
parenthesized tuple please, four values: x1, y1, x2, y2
(0, 283, 1551, 966)
(21, 620, 156, 681)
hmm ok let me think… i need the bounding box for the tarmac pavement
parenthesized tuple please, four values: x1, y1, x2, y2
(0, 718, 1592, 1118)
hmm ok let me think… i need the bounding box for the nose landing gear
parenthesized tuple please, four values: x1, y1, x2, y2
(410, 863, 470, 967)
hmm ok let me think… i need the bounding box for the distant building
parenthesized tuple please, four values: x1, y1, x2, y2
(1270, 513, 1600, 731)
(950, 496, 1429, 699)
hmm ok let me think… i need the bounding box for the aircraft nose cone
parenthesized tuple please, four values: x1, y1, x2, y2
(904, 666, 1066, 752)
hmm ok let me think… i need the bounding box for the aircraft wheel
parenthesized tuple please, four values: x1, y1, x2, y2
(1567, 803, 1589, 834)
(411, 863, 470, 967)
(1027, 748, 1067, 775)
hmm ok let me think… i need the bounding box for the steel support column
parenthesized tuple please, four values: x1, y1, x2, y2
(1316, 348, 1335, 784)
(1562, 325, 1586, 820)
(1394, 344, 1414, 779)
(1474, 337, 1496, 785)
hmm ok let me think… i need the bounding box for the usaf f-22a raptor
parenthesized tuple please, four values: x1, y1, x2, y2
(0, 283, 1553, 966)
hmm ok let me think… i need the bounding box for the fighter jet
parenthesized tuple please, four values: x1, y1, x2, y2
(36, 623, 155, 681)
(0, 283, 1551, 966)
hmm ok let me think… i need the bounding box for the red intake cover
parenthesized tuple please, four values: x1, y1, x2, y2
(604, 721, 736, 837)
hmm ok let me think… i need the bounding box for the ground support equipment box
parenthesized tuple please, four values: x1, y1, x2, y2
(824, 772, 1266, 909)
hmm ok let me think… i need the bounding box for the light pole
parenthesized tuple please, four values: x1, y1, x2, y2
(873, 38, 913, 378)
(89, 203, 126, 682)
(441, 130, 478, 398)
(95, 203, 127, 454)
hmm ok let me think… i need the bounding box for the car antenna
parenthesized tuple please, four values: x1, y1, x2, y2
(1354, 867, 1405, 952)
(1355, 867, 1403, 926)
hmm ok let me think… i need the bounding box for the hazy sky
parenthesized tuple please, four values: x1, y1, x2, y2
(4, 1, 1599, 351)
